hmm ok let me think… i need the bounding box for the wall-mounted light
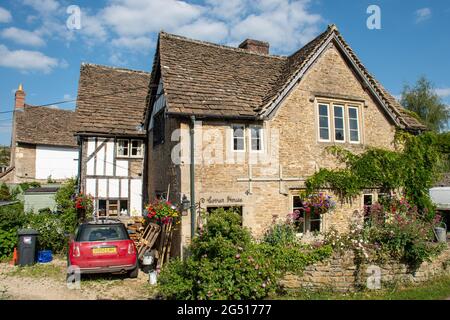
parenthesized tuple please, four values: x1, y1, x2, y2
(181, 194, 190, 214)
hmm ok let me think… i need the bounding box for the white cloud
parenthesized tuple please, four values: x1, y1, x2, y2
(230, 0, 322, 53)
(99, 0, 323, 54)
(23, 0, 60, 15)
(0, 7, 12, 23)
(109, 52, 127, 66)
(435, 88, 450, 98)
(111, 36, 153, 51)
(0, 45, 60, 73)
(173, 19, 229, 42)
(415, 8, 431, 23)
(101, 0, 203, 36)
(1, 27, 46, 47)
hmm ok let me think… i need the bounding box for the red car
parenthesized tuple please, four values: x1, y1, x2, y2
(68, 219, 139, 278)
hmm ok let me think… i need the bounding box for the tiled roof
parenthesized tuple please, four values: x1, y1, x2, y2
(75, 63, 151, 136)
(154, 25, 426, 131)
(16, 105, 77, 147)
(158, 32, 286, 118)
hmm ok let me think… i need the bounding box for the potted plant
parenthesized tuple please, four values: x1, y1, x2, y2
(145, 200, 179, 225)
(74, 193, 93, 222)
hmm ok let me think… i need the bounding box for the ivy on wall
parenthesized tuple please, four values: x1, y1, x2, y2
(305, 132, 443, 219)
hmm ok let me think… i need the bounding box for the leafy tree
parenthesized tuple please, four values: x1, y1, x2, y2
(0, 145, 10, 168)
(401, 76, 449, 132)
(0, 183, 12, 201)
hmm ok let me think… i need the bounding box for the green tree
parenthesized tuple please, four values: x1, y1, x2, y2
(0, 145, 10, 168)
(401, 76, 449, 132)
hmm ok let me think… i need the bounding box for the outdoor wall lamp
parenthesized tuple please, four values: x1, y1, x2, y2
(181, 194, 190, 214)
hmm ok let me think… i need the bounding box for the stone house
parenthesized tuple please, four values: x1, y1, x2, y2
(1, 85, 78, 184)
(144, 24, 426, 255)
(75, 64, 150, 217)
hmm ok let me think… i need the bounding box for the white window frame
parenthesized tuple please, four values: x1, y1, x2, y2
(116, 139, 130, 157)
(333, 104, 346, 143)
(249, 125, 264, 152)
(317, 103, 331, 142)
(348, 106, 361, 144)
(291, 195, 322, 234)
(231, 124, 246, 152)
(130, 139, 144, 158)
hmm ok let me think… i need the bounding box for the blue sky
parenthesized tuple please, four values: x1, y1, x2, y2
(0, 0, 449, 145)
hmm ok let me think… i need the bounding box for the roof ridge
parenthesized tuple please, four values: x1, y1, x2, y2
(159, 31, 287, 60)
(81, 62, 150, 75)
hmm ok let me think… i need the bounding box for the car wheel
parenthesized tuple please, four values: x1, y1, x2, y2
(128, 266, 139, 279)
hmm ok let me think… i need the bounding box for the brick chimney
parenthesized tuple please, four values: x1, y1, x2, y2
(238, 39, 270, 55)
(15, 83, 25, 110)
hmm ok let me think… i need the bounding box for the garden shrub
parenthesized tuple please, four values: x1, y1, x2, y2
(262, 221, 298, 246)
(0, 203, 26, 259)
(323, 196, 445, 268)
(158, 209, 332, 300)
(25, 212, 68, 253)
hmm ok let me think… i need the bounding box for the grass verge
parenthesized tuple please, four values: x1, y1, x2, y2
(275, 275, 450, 300)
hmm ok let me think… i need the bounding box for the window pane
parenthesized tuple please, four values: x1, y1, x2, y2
(251, 139, 260, 151)
(120, 200, 128, 215)
(251, 127, 260, 139)
(234, 138, 244, 151)
(350, 119, 358, 130)
(118, 140, 129, 156)
(349, 108, 358, 119)
(319, 104, 328, 116)
(350, 130, 359, 142)
(335, 129, 345, 141)
(319, 117, 329, 128)
(233, 126, 244, 138)
(131, 140, 142, 156)
(320, 128, 329, 140)
(293, 196, 302, 209)
(334, 106, 343, 118)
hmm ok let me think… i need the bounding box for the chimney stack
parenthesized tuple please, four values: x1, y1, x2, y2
(238, 39, 270, 55)
(15, 84, 25, 110)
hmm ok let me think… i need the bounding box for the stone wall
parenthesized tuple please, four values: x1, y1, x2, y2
(281, 245, 450, 292)
(13, 143, 36, 183)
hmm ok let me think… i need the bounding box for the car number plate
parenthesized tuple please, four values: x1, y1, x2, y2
(92, 247, 117, 255)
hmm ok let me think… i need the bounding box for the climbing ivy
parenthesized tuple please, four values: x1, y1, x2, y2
(305, 132, 443, 219)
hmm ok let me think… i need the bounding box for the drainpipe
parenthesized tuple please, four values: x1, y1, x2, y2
(77, 136, 83, 194)
(190, 116, 196, 240)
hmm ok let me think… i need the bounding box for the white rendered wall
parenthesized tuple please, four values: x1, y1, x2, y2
(130, 179, 142, 216)
(35, 145, 78, 180)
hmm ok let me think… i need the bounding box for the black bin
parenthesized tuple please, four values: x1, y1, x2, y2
(17, 229, 39, 266)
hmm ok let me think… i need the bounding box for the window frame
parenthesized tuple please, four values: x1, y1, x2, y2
(317, 103, 331, 142)
(97, 198, 129, 217)
(333, 104, 346, 143)
(231, 124, 246, 152)
(249, 125, 264, 152)
(116, 139, 130, 157)
(130, 139, 144, 158)
(292, 195, 322, 234)
(316, 99, 363, 144)
(348, 106, 361, 144)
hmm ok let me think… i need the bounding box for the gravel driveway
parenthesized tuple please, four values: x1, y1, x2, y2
(0, 258, 156, 300)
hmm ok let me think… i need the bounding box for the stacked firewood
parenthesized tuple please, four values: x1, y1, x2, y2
(123, 217, 146, 244)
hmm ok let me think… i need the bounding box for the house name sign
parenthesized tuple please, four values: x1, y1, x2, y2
(200, 196, 244, 205)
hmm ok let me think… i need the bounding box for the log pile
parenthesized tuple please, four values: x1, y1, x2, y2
(123, 217, 146, 244)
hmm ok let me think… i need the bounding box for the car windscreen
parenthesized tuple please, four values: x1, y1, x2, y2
(76, 224, 129, 242)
